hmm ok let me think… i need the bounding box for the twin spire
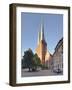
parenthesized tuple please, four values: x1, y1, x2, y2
(38, 20, 45, 45)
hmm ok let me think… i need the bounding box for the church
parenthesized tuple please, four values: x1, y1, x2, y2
(35, 22, 52, 68)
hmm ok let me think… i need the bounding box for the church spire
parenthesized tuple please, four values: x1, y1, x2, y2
(41, 19, 44, 41)
(38, 31, 41, 45)
(37, 18, 45, 45)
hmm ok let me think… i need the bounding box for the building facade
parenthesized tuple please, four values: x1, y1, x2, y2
(53, 38, 63, 72)
(35, 22, 52, 66)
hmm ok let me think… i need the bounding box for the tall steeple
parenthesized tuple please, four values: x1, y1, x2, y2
(38, 31, 41, 45)
(41, 21, 44, 41)
(36, 18, 52, 65)
(37, 19, 45, 45)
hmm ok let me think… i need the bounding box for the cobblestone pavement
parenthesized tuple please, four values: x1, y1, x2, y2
(21, 68, 63, 77)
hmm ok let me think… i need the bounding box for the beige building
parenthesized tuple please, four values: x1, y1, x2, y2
(35, 22, 52, 67)
(53, 38, 63, 72)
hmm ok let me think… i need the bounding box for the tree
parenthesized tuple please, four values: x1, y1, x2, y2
(22, 49, 41, 72)
(22, 48, 34, 71)
(33, 54, 41, 70)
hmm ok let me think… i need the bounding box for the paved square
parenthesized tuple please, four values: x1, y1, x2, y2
(21, 69, 63, 77)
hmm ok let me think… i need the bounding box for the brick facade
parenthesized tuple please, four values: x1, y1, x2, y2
(35, 22, 52, 65)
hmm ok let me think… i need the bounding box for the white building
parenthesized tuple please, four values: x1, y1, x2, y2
(53, 38, 63, 73)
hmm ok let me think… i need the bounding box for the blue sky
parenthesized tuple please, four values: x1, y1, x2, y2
(21, 12, 63, 56)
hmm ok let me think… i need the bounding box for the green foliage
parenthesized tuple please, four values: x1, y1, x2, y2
(33, 54, 41, 67)
(22, 48, 34, 71)
(41, 64, 48, 70)
(32, 53, 41, 71)
(22, 49, 41, 72)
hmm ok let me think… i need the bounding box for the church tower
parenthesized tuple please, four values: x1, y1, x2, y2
(35, 21, 47, 64)
(35, 20, 52, 65)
